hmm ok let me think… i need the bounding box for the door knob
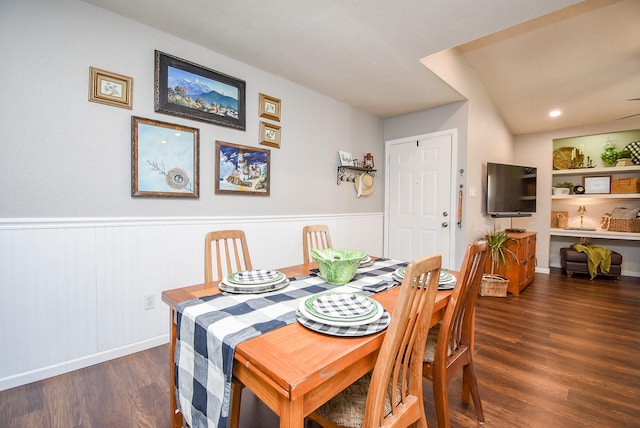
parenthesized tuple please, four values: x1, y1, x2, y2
(443, 211, 449, 217)
(442, 222, 449, 228)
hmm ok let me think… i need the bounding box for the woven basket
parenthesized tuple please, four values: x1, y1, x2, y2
(607, 218, 640, 233)
(480, 276, 509, 297)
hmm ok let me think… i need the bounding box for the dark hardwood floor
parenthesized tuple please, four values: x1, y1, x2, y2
(1, 269, 639, 427)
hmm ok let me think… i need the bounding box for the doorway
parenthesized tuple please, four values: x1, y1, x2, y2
(384, 130, 457, 267)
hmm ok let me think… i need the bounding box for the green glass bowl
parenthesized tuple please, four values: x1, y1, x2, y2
(312, 248, 367, 285)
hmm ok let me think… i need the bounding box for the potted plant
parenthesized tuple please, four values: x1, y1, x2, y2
(552, 182, 573, 195)
(480, 228, 516, 297)
(616, 148, 633, 167)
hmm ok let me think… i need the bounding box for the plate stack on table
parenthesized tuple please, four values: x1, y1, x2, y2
(391, 267, 456, 290)
(296, 292, 390, 337)
(359, 255, 373, 268)
(218, 270, 289, 293)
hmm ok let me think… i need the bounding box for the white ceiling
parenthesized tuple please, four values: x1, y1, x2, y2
(82, 0, 640, 135)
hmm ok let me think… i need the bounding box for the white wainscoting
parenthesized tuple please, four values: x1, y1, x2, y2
(0, 213, 383, 391)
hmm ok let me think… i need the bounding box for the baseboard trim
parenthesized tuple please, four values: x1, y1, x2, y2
(0, 335, 169, 392)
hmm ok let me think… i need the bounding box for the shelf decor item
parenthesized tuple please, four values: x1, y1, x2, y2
(600, 207, 640, 233)
(615, 149, 633, 166)
(625, 140, 640, 165)
(551, 211, 569, 228)
(611, 178, 640, 194)
(601, 141, 618, 167)
(552, 182, 573, 195)
(553, 147, 583, 170)
(583, 176, 611, 194)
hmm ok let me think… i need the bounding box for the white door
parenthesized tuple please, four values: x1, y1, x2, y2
(385, 131, 454, 267)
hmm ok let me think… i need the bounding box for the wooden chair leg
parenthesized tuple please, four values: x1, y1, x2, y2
(433, 374, 451, 428)
(462, 362, 485, 424)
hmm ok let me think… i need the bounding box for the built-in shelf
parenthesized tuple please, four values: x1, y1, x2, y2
(550, 228, 639, 241)
(552, 193, 640, 200)
(552, 165, 640, 176)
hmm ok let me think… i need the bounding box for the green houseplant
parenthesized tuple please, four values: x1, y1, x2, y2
(480, 228, 516, 297)
(552, 181, 573, 195)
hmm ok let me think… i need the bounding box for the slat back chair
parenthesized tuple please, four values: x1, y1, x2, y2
(204, 230, 253, 283)
(423, 240, 488, 428)
(309, 254, 442, 428)
(302, 224, 333, 264)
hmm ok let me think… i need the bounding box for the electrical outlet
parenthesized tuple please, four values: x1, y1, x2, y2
(144, 294, 155, 310)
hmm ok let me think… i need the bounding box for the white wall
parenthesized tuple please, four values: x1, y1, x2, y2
(0, 0, 384, 218)
(0, 0, 386, 389)
(0, 214, 383, 391)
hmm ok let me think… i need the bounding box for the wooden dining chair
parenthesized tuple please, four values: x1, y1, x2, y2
(203, 230, 253, 428)
(204, 229, 253, 282)
(309, 254, 442, 428)
(302, 224, 333, 264)
(423, 240, 488, 428)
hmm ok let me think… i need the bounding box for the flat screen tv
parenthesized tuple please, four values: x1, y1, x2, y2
(486, 162, 537, 218)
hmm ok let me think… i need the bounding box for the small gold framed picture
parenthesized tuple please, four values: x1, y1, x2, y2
(89, 67, 133, 109)
(259, 121, 281, 148)
(258, 93, 281, 122)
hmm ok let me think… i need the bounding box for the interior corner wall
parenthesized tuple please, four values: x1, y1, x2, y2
(383, 101, 469, 267)
(0, 0, 384, 218)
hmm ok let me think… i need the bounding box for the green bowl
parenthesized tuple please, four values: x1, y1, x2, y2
(312, 248, 367, 285)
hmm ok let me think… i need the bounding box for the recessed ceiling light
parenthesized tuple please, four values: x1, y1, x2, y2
(549, 110, 562, 118)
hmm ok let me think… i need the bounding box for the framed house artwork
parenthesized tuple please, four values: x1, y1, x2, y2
(88, 67, 133, 109)
(154, 51, 246, 130)
(215, 140, 270, 196)
(131, 116, 199, 198)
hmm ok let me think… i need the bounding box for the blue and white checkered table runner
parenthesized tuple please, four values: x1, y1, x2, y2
(175, 258, 406, 428)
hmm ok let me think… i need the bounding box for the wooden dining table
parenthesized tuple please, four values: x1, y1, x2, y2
(162, 260, 454, 428)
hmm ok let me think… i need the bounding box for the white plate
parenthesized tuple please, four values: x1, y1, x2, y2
(296, 309, 390, 337)
(222, 273, 286, 289)
(359, 256, 373, 267)
(298, 299, 383, 327)
(226, 270, 285, 285)
(218, 278, 289, 294)
(305, 293, 379, 321)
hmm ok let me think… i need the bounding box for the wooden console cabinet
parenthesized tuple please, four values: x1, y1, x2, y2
(486, 232, 537, 296)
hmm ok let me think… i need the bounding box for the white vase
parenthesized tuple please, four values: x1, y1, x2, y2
(552, 187, 570, 195)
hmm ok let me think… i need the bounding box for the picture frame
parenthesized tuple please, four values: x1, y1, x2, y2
(583, 175, 611, 194)
(154, 50, 246, 130)
(258, 93, 281, 122)
(88, 67, 133, 109)
(259, 121, 281, 148)
(338, 151, 354, 167)
(131, 116, 199, 198)
(215, 140, 270, 196)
